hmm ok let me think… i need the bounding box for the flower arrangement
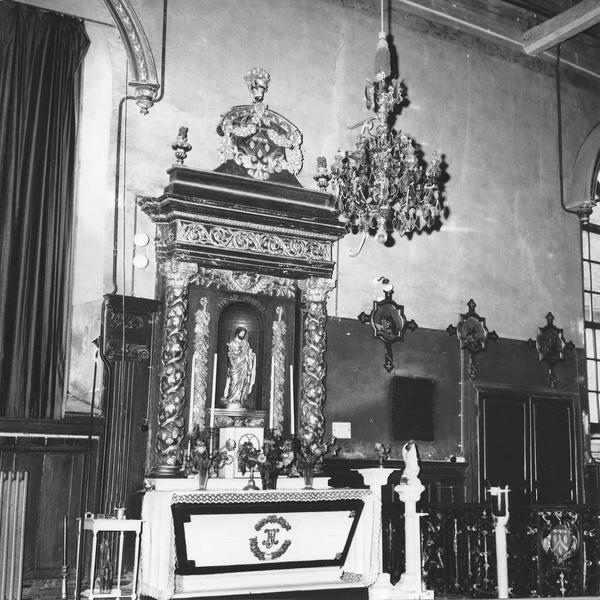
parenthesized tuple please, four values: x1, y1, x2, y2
(237, 435, 295, 489)
(296, 436, 338, 489)
(236, 440, 260, 477)
(186, 425, 235, 487)
(298, 436, 338, 467)
(374, 442, 391, 466)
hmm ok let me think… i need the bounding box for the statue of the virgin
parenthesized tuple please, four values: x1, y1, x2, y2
(221, 326, 256, 408)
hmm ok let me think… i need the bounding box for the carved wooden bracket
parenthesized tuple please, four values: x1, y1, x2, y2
(527, 312, 574, 388)
(358, 284, 418, 372)
(447, 299, 498, 380)
(102, 0, 160, 114)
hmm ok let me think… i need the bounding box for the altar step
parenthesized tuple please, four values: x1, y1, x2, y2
(158, 589, 368, 600)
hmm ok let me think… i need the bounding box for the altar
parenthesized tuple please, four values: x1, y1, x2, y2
(137, 70, 375, 600)
(140, 486, 379, 599)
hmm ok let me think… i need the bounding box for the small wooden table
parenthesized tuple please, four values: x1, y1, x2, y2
(75, 516, 143, 599)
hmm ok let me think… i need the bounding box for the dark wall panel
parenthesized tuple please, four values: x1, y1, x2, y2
(0, 422, 102, 578)
(325, 317, 460, 461)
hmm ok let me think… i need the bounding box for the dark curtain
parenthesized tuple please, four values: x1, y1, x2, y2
(0, 2, 90, 417)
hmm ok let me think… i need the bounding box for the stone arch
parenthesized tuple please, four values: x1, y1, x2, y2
(101, 0, 159, 114)
(566, 122, 600, 221)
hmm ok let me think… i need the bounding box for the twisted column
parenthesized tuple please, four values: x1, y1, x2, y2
(154, 259, 198, 476)
(298, 277, 334, 448)
(271, 306, 287, 436)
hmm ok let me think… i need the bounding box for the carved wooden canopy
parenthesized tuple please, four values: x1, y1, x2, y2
(139, 166, 346, 279)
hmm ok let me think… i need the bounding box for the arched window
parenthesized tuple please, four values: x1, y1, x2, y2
(582, 167, 600, 432)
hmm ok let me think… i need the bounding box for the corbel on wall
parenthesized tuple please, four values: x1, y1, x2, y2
(101, 0, 160, 113)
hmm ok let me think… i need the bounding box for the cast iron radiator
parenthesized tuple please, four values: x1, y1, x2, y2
(0, 470, 28, 600)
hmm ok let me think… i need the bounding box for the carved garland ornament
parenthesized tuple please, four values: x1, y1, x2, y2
(178, 222, 329, 261)
(191, 298, 211, 431)
(155, 261, 198, 474)
(298, 278, 333, 448)
(271, 307, 287, 436)
(194, 267, 296, 298)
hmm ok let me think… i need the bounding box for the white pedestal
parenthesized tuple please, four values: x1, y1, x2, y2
(357, 467, 396, 600)
(391, 482, 434, 600)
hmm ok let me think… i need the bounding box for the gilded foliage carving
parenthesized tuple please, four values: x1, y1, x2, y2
(191, 298, 211, 431)
(271, 307, 287, 436)
(298, 279, 333, 448)
(178, 222, 329, 261)
(155, 261, 197, 473)
(195, 267, 296, 298)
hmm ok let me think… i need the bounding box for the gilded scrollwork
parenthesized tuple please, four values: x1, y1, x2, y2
(191, 298, 211, 431)
(177, 222, 329, 261)
(217, 68, 303, 181)
(195, 267, 296, 298)
(271, 307, 287, 436)
(155, 261, 198, 474)
(298, 279, 334, 448)
(105, 342, 150, 362)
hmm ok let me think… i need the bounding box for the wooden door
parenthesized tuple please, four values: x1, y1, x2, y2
(531, 396, 576, 504)
(479, 392, 578, 505)
(480, 393, 530, 505)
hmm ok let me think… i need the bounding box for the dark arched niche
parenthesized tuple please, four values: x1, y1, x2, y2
(216, 302, 264, 412)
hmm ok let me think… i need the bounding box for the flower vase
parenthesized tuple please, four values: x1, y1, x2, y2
(260, 469, 278, 490)
(302, 462, 315, 489)
(198, 465, 210, 490)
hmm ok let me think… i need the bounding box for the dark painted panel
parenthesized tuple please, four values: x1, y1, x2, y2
(480, 394, 529, 504)
(474, 337, 580, 393)
(532, 398, 575, 504)
(325, 317, 460, 461)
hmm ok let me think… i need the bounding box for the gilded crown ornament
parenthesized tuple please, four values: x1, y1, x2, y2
(317, 5, 442, 250)
(217, 68, 303, 181)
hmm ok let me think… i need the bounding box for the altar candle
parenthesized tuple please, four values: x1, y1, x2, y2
(269, 358, 275, 429)
(289, 365, 295, 435)
(188, 357, 195, 433)
(209, 353, 217, 428)
(62, 515, 67, 565)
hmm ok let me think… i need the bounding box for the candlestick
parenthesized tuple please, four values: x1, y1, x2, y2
(62, 515, 67, 565)
(209, 353, 217, 428)
(269, 358, 275, 429)
(188, 356, 195, 433)
(289, 364, 295, 435)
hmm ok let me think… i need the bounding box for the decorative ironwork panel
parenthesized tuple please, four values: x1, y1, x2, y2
(419, 503, 497, 598)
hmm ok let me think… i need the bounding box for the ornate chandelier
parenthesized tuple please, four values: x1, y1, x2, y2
(315, 7, 442, 249)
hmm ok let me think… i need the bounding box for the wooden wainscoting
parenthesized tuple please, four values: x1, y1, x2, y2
(0, 417, 103, 594)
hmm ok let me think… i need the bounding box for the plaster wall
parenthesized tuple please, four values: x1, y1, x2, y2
(64, 0, 600, 409)
(119, 0, 600, 345)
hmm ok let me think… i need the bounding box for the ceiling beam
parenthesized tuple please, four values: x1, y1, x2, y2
(394, 0, 600, 79)
(522, 0, 600, 55)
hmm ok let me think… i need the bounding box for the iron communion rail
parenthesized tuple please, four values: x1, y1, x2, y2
(385, 501, 600, 598)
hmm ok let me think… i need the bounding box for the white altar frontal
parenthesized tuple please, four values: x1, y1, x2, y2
(140, 482, 379, 599)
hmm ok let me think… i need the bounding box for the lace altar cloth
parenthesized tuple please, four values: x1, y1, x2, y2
(140, 488, 380, 599)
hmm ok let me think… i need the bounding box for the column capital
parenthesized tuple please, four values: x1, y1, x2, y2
(158, 259, 198, 287)
(298, 277, 334, 303)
